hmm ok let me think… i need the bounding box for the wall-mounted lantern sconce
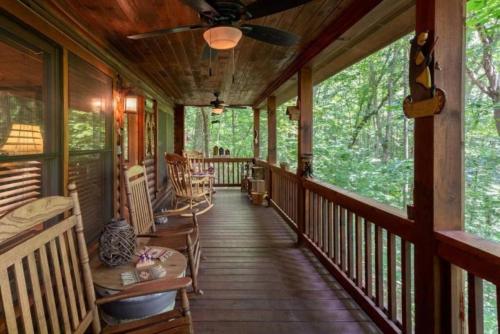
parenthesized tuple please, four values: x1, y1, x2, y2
(125, 96, 138, 113)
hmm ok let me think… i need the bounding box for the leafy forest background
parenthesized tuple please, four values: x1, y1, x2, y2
(185, 1, 498, 331)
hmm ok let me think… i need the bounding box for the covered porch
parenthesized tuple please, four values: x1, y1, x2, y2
(190, 188, 380, 334)
(0, 0, 499, 333)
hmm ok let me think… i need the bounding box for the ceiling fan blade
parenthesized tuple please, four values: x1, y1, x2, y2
(127, 24, 205, 40)
(244, 0, 313, 19)
(201, 44, 218, 60)
(241, 24, 299, 46)
(181, 0, 219, 17)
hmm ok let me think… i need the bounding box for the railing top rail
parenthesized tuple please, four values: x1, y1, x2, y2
(302, 178, 415, 242)
(435, 230, 500, 285)
(205, 157, 253, 162)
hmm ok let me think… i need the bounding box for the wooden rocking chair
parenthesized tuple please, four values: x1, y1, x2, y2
(125, 164, 203, 294)
(0, 183, 193, 334)
(166, 153, 214, 215)
(183, 150, 205, 174)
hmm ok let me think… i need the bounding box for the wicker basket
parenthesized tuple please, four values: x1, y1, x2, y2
(99, 218, 136, 267)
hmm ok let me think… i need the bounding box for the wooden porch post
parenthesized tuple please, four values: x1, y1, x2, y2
(174, 104, 185, 155)
(253, 107, 260, 159)
(297, 66, 313, 243)
(267, 96, 277, 164)
(413, 0, 465, 332)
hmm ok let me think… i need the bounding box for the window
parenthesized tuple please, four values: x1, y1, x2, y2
(313, 34, 413, 210)
(68, 53, 113, 242)
(0, 16, 60, 217)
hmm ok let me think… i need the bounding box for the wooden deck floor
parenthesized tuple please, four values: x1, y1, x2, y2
(189, 189, 381, 334)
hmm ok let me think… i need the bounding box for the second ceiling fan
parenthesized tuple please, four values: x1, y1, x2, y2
(128, 0, 314, 51)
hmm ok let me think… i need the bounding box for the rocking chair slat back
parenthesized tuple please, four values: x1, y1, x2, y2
(183, 150, 205, 174)
(166, 154, 192, 198)
(0, 184, 100, 334)
(124, 164, 156, 235)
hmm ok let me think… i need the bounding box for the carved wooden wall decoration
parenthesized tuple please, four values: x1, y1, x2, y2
(403, 31, 446, 118)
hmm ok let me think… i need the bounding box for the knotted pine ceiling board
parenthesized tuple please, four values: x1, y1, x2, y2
(50, 0, 350, 105)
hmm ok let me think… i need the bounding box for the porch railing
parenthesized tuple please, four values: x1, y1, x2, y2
(256, 160, 500, 334)
(203, 157, 252, 187)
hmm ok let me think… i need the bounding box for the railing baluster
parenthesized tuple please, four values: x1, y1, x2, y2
(356, 215, 363, 287)
(365, 221, 373, 298)
(375, 226, 384, 307)
(402, 240, 412, 334)
(334, 204, 340, 266)
(328, 201, 334, 259)
(340, 207, 346, 272)
(305, 189, 309, 236)
(347, 210, 354, 279)
(388, 232, 397, 320)
(323, 198, 328, 254)
(467, 273, 484, 334)
(318, 196, 323, 248)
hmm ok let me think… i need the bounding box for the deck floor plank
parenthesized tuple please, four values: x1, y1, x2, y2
(186, 189, 381, 334)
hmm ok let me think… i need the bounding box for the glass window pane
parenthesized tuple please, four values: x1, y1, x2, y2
(0, 39, 45, 156)
(68, 53, 112, 151)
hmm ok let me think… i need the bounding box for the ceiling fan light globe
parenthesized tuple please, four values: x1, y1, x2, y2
(203, 26, 242, 50)
(212, 107, 224, 114)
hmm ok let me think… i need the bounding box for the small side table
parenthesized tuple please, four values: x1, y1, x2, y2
(91, 247, 187, 322)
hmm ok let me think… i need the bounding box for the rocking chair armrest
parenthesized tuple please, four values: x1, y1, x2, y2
(137, 226, 194, 238)
(154, 226, 194, 237)
(154, 207, 197, 218)
(95, 277, 192, 305)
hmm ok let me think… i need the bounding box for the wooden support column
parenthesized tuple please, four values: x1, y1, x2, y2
(253, 108, 260, 159)
(413, 0, 465, 333)
(297, 66, 313, 172)
(174, 104, 185, 155)
(267, 97, 277, 164)
(297, 66, 313, 244)
(62, 49, 69, 196)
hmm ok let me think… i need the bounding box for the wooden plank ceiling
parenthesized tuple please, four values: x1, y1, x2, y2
(46, 0, 354, 106)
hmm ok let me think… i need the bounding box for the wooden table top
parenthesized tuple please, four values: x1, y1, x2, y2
(91, 247, 187, 291)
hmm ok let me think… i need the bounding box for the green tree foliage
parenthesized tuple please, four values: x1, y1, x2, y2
(312, 36, 414, 210)
(277, 98, 298, 170)
(185, 106, 253, 157)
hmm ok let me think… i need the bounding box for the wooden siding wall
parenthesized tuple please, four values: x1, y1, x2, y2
(0, 3, 174, 242)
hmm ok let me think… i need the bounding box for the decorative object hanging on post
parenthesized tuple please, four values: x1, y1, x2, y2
(403, 31, 446, 118)
(300, 153, 313, 178)
(286, 105, 300, 121)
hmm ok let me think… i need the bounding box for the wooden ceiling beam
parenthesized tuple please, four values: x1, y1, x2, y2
(252, 0, 382, 107)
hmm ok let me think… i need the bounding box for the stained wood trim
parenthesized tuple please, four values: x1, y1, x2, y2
(2, 0, 172, 106)
(413, 0, 465, 332)
(302, 234, 400, 334)
(302, 178, 414, 241)
(298, 66, 313, 173)
(253, 0, 383, 106)
(174, 105, 185, 155)
(62, 48, 69, 196)
(435, 231, 500, 285)
(267, 97, 277, 164)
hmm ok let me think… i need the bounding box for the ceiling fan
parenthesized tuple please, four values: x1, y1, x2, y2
(210, 92, 247, 115)
(127, 0, 314, 51)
